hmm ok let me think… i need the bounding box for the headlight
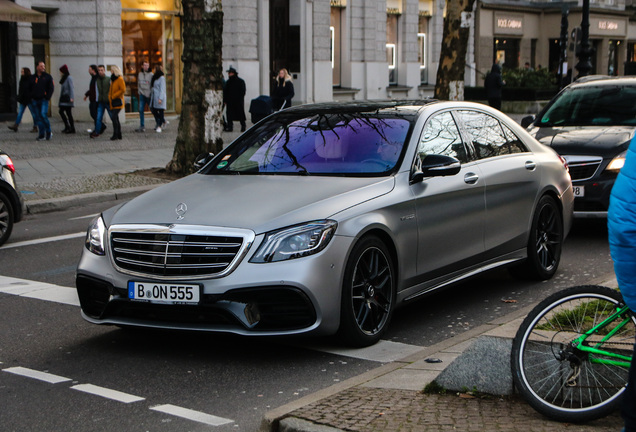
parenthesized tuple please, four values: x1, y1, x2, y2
(250, 220, 337, 263)
(606, 151, 626, 173)
(85, 216, 106, 256)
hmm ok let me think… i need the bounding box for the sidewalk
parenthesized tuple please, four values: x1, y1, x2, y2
(263, 273, 623, 432)
(1, 113, 624, 432)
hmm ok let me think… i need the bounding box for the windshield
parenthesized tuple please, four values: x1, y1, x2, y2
(205, 111, 413, 176)
(538, 84, 636, 127)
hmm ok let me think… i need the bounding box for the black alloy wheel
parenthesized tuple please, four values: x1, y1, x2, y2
(513, 195, 563, 280)
(0, 191, 14, 247)
(339, 236, 395, 347)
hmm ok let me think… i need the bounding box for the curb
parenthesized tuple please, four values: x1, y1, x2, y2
(24, 184, 161, 215)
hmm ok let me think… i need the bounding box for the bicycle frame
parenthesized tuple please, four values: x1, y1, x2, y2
(572, 304, 633, 368)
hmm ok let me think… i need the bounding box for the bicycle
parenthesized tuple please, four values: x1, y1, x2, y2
(510, 285, 635, 422)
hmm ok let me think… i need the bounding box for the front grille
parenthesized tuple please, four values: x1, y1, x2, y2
(110, 225, 253, 279)
(564, 156, 602, 181)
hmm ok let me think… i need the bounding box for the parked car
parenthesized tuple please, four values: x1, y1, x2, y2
(0, 150, 24, 247)
(76, 101, 573, 347)
(522, 76, 636, 217)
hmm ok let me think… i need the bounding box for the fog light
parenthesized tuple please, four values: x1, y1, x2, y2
(244, 303, 261, 326)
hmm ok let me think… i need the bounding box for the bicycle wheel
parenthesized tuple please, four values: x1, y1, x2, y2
(511, 285, 635, 422)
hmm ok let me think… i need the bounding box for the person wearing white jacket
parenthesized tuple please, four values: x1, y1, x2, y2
(149, 65, 167, 133)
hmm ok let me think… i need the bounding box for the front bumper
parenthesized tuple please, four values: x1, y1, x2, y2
(571, 175, 615, 218)
(75, 234, 353, 337)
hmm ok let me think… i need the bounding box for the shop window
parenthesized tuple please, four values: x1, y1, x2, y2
(608, 40, 620, 76)
(121, 11, 178, 113)
(494, 38, 520, 69)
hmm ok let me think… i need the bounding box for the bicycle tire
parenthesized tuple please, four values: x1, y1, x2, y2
(511, 285, 635, 422)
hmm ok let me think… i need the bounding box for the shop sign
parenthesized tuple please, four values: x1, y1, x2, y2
(590, 17, 626, 36)
(494, 12, 523, 36)
(121, 0, 177, 12)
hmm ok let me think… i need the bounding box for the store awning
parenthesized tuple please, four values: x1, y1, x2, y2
(0, 0, 46, 23)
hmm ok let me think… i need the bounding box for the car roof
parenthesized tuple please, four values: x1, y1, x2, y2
(281, 99, 437, 116)
(566, 75, 636, 88)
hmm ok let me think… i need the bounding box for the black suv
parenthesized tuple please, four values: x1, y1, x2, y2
(0, 150, 24, 246)
(523, 76, 636, 217)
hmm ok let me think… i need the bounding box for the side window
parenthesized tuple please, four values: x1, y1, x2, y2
(417, 111, 468, 163)
(457, 110, 527, 159)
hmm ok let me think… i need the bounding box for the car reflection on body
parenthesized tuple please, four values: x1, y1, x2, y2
(0, 150, 24, 247)
(523, 76, 636, 217)
(76, 100, 573, 347)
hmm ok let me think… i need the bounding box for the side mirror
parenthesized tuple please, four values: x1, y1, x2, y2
(411, 154, 461, 183)
(194, 152, 215, 171)
(521, 115, 535, 129)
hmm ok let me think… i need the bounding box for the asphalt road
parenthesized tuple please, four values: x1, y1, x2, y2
(0, 199, 614, 431)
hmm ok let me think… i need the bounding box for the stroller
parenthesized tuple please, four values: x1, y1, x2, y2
(249, 95, 274, 124)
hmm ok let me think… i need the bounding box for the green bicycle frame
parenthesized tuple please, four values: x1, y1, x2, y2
(572, 304, 633, 368)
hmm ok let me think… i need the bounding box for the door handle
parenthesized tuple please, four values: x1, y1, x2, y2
(464, 172, 479, 184)
(525, 161, 537, 170)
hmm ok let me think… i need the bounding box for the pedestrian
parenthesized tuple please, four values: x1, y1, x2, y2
(149, 65, 167, 133)
(90, 65, 110, 138)
(30, 61, 54, 141)
(136, 60, 152, 132)
(607, 134, 636, 432)
(272, 68, 294, 111)
(83, 65, 98, 133)
(484, 62, 505, 111)
(8, 67, 37, 132)
(58, 64, 75, 134)
(108, 65, 125, 140)
(223, 66, 246, 132)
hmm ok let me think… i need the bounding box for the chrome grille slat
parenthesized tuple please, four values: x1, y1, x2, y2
(110, 229, 246, 278)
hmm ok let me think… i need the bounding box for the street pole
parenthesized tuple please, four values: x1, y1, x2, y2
(575, 0, 593, 79)
(559, 5, 569, 89)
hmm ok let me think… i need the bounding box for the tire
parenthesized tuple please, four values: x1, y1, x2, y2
(511, 285, 635, 422)
(0, 191, 14, 247)
(338, 235, 396, 347)
(513, 195, 563, 280)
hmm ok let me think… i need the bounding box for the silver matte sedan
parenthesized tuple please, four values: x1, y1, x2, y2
(76, 101, 574, 346)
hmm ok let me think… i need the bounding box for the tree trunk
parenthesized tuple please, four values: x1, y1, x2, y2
(434, 0, 476, 101)
(166, 0, 224, 176)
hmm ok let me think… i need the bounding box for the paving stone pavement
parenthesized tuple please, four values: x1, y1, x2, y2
(284, 387, 623, 432)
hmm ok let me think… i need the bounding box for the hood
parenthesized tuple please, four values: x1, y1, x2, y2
(109, 174, 395, 234)
(529, 125, 635, 157)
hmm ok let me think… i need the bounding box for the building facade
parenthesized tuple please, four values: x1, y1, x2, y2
(1, 0, 636, 122)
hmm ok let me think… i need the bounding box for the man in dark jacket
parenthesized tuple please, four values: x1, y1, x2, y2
(91, 65, 110, 138)
(83, 65, 98, 132)
(223, 66, 246, 132)
(484, 62, 505, 111)
(30, 61, 54, 141)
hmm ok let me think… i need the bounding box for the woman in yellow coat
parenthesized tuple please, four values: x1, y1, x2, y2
(108, 65, 126, 140)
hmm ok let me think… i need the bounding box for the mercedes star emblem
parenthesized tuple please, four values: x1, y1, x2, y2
(175, 202, 188, 220)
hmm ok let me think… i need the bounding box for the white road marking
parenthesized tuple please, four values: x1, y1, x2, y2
(0, 232, 85, 249)
(3, 367, 71, 384)
(296, 340, 424, 363)
(0, 276, 79, 306)
(68, 214, 99, 221)
(150, 404, 234, 426)
(71, 384, 145, 403)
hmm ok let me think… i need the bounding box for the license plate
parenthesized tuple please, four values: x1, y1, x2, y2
(573, 185, 585, 197)
(128, 282, 200, 304)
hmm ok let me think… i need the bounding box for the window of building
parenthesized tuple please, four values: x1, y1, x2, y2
(386, 13, 398, 85)
(330, 6, 343, 87)
(608, 40, 620, 76)
(494, 38, 520, 69)
(418, 14, 429, 85)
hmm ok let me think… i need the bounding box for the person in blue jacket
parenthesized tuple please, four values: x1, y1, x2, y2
(608, 135, 636, 432)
